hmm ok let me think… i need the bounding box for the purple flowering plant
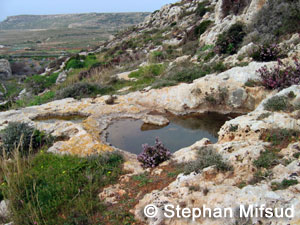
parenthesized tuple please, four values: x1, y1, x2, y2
(137, 138, 172, 168)
(258, 57, 300, 90)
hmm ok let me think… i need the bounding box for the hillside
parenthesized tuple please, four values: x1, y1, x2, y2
(0, 0, 300, 224)
(0, 12, 149, 57)
(0, 13, 150, 30)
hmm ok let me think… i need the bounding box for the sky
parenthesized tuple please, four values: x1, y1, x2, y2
(0, 0, 178, 21)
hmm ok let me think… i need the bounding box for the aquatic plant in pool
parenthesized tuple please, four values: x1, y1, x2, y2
(137, 138, 172, 168)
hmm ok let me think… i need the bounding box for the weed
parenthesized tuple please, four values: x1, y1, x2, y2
(184, 146, 232, 174)
(229, 125, 238, 132)
(1, 151, 124, 224)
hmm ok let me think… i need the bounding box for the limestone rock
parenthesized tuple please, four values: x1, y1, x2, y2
(142, 115, 169, 126)
(56, 71, 67, 84)
(0, 59, 12, 79)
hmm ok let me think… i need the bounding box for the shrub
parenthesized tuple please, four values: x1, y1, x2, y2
(137, 138, 172, 168)
(149, 51, 165, 63)
(251, 0, 300, 41)
(152, 79, 178, 89)
(263, 129, 300, 146)
(65, 58, 85, 70)
(25, 73, 59, 95)
(0, 122, 53, 156)
(56, 82, 107, 100)
(215, 22, 246, 55)
(196, 1, 210, 17)
(271, 179, 298, 191)
(184, 146, 232, 174)
(169, 65, 209, 83)
(264, 96, 289, 111)
(258, 58, 300, 90)
(253, 150, 279, 169)
(251, 43, 281, 62)
(194, 20, 212, 37)
(221, 0, 250, 18)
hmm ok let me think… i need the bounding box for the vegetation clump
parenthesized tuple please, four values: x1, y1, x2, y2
(55, 82, 107, 100)
(137, 138, 172, 168)
(1, 151, 124, 224)
(221, 0, 250, 18)
(253, 150, 280, 169)
(0, 122, 53, 156)
(258, 58, 300, 90)
(25, 72, 59, 95)
(271, 179, 298, 191)
(184, 146, 232, 174)
(264, 95, 289, 111)
(195, 1, 211, 17)
(215, 22, 246, 55)
(251, 0, 300, 41)
(251, 43, 281, 62)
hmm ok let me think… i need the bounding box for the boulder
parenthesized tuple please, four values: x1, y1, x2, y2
(0, 59, 12, 79)
(56, 71, 67, 84)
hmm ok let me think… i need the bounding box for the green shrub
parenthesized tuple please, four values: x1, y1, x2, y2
(169, 65, 209, 83)
(0, 122, 53, 156)
(263, 129, 300, 146)
(253, 150, 279, 169)
(184, 146, 232, 174)
(264, 96, 289, 111)
(194, 20, 212, 36)
(221, 0, 250, 18)
(2, 152, 124, 225)
(65, 58, 85, 70)
(215, 22, 246, 55)
(149, 51, 165, 63)
(56, 82, 107, 100)
(196, 1, 210, 17)
(271, 179, 298, 191)
(251, 0, 300, 41)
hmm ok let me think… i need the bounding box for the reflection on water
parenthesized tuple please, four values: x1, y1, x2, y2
(106, 112, 235, 154)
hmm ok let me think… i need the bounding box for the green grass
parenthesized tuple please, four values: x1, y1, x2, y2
(132, 173, 153, 187)
(25, 73, 59, 95)
(128, 64, 165, 79)
(1, 151, 124, 225)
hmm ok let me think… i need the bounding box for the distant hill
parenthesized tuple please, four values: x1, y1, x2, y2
(0, 13, 150, 30)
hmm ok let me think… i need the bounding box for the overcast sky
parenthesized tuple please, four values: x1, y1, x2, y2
(0, 0, 178, 21)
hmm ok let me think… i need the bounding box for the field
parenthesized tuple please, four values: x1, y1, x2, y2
(0, 13, 149, 57)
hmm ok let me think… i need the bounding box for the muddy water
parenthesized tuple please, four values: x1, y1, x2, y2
(106, 112, 235, 154)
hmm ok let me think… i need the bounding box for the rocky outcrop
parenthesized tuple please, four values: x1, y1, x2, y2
(0, 60, 12, 79)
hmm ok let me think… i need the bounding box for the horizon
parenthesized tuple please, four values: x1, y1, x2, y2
(0, 0, 177, 22)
